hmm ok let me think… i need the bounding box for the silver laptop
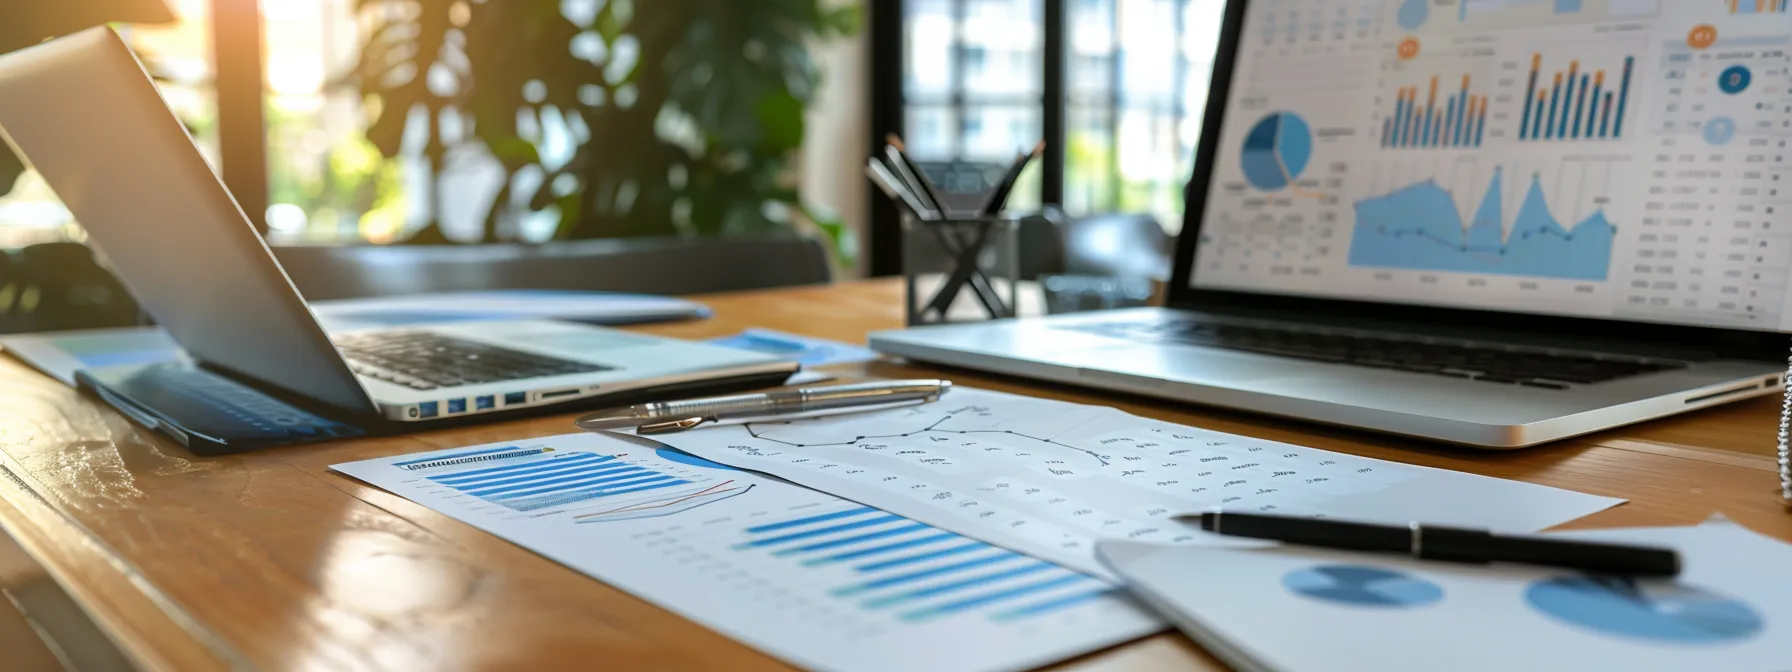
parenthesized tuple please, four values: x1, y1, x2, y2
(873, 1, 1790, 448)
(0, 27, 795, 422)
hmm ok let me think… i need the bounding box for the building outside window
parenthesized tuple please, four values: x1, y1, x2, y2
(897, 0, 1225, 232)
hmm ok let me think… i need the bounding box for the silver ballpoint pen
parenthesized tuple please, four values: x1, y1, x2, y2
(575, 380, 953, 435)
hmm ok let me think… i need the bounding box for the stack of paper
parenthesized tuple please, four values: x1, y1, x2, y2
(333, 433, 1165, 672)
(332, 386, 1646, 670)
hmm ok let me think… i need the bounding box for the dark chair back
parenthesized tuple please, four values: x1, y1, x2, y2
(1060, 213, 1171, 280)
(0, 242, 142, 333)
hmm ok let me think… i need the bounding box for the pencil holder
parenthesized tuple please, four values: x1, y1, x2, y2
(902, 212, 1020, 326)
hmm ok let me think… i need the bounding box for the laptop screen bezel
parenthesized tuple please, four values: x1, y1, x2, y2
(1165, 0, 1789, 361)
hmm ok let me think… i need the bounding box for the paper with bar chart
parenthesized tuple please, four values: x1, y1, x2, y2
(647, 388, 1623, 581)
(332, 434, 1162, 672)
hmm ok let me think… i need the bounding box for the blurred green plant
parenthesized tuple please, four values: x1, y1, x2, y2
(345, 0, 859, 263)
(266, 105, 405, 240)
(0, 0, 176, 197)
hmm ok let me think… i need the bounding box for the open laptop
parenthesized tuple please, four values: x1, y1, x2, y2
(873, 1, 1790, 448)
(0, 27, 796, 423)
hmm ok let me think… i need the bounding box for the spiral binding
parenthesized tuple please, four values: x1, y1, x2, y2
(403, 448, 542, 471)
(1779, 350, 1791, 503)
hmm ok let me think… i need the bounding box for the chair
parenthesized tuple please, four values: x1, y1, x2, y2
(0, 242, 142, 334)
(1019, 213, 1170, 315)
(272, 236, 833, 301)
(1059, 213, 1172, 280)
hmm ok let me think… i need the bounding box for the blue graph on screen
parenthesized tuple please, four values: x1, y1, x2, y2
(1240, 112, 1313, 192)
(1397, 0, 1429, 30)
(734, 506, 1120, 624)
(1348, 168, 1615, 280)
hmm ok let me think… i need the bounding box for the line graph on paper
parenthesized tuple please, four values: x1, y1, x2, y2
(660, 389, 1445, 577)
(652, 388, 1620, 579)
(744, 404, 1115, 467)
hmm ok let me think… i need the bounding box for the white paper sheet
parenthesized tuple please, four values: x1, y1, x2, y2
(331, 433, 1163, 672)
(1097, 521, 1792, 672)
(0, 327, 184, 385)
(644, 388, 1623, 579)
(705, 328, 881, 367)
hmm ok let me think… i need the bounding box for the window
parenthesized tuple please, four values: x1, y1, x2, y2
(260, 0, 416, 244)
(1066, 0, 1225, 231)
(259, 0, 556, 245)
(900, 0, 1044, 213)
(963, 46, 989, 73)
(874, 0, 1226, 272)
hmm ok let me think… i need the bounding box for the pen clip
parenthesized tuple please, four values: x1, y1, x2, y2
(635, 416, 709, 435)
(630, 398, 935, 436)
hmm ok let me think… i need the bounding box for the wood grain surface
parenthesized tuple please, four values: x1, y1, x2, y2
(0, 278, 1785, 671)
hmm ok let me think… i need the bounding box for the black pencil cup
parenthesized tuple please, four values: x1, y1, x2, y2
(903, 213, 1020, 326)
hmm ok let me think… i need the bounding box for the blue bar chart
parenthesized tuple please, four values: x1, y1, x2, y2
(1456, 0, 1587, 22)
(427, 450, 691, 511)
(1382, 74, 1488, 150)
(1518, 52, 1633, 142)
(734, 506, 1119, 623)
(1729, 0, 1789, 13)
(339, 434, 1165, 672)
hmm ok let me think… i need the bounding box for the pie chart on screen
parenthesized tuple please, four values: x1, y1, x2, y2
(1241, 112, 1313, 192)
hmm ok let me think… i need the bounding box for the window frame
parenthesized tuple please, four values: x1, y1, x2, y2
(211, 0, 269, 235)
(869, 0, 1200, 276)
(870, 0, 1068, 276)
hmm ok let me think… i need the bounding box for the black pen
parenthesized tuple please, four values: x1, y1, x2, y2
(978, 141, 1044, 216)
(1177, 511, 1681, 577)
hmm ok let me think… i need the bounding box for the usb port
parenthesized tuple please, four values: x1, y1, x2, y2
(504, 392, 527, 406)
(418, 401, 439, 419)
(475, 395, 495, 410)
(447, 398, 467, 414)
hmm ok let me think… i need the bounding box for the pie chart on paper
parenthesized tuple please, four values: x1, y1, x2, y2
(1525, 575, 1764, 643)
(1282, 565, 1444, 608)
(1241, 112, 1313, 193)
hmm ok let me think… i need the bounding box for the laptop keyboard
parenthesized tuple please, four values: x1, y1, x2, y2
(334, 331, 612, 391)
(1062, 320, 1688, 389)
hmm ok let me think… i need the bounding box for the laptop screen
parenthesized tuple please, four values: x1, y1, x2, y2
(1189, 1, 1791, 332)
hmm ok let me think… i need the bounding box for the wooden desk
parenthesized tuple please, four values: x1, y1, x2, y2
(0, 279, 1785, 671)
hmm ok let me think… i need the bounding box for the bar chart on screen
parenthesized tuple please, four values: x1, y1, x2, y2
(334, 434, 1162, 672)
(1381, 72, 1491, 150)
(1728, 0, 1789, 13)
(1515, 51, 1636, 143)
